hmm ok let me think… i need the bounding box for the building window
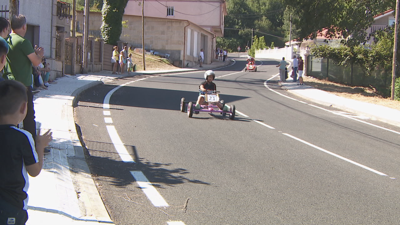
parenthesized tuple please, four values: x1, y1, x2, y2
(167, 6, 174, 16)
(389, 18, 395, 26)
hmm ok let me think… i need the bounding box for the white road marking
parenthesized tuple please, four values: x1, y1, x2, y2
(216, 71, 242, 79)
(236, 110, 249, 118)
(103, 79, 145, 109)
(167, 222, 186, 225)
(236, 110, 275, 129)
(105, 125, 135, 163)
(228, 71, 393, 178)
(104, 117, 113, 124)
(283, 133, 388, 176)
(130, 171, 169, 207)
(316, 105, 400, 135)
(102, 77, 172, 209)
(264, 75, 400, 135)
(253, 120, 275, 129)
(264, 79, 301, 102)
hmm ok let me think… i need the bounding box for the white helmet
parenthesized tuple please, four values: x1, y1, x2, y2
(204, 70, 215, 80)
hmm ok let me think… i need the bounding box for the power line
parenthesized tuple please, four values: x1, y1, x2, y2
(226, 8, 285, 17)
(225, 27, 284, 39)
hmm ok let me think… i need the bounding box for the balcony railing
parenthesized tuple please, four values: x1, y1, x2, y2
(57, 0, 72, 20)
(369, 25, 389, 34)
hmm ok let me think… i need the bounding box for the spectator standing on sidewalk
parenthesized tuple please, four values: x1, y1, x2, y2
(292, 55, 298, 82)
(223, 49, 227, 62)
(3, 14, 44, 139)
(112, 46, 119, 74)
(120, 46, 128, 74)
(0, 79, 52, 225)
(127, 53, 134, 73)
(119, 51, 124, 74)
(199, 49, 204, 67)
(298, 56, 304, 85)
(276, 57, 288, 82)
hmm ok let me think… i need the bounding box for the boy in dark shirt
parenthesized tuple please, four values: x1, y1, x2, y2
(0, 36, 52, 225)
(196, 70, 228, 111)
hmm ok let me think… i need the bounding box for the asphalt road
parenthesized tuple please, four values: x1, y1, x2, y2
(75, 58, 400, 225)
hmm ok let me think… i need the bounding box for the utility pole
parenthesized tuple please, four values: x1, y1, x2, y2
(391, 0, 399, 100)
(251, 28, 254, 47)
(82, 0, 90, 73)
(9, 0, 19, 19)
(289, 13, 292, 47)
(72, 0, 76, 38)
(142, 0, 146, 70)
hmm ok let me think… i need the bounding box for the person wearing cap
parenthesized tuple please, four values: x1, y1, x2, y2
(195, 70, 228, 111)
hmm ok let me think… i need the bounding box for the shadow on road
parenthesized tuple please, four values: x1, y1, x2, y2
(75, 138, 210, 188)
(78, 85, 249, 111)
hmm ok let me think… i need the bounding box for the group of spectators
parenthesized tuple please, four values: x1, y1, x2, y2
(111, 45, 135, 74)
(0, 15, 52, 225)
(215, 48, 227, 62)
(276, 55, 304, 85)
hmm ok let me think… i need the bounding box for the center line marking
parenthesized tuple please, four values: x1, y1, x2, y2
(283, 133, 388, 176)
(253, 120, 275, 129)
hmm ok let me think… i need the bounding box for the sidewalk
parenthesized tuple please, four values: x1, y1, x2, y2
(280, 78, 400, 128)
(26, 58, 400, 224)
(26, 60, 231, 225)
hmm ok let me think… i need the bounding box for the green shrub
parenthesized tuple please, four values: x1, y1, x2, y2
(395, 77, 400, 101)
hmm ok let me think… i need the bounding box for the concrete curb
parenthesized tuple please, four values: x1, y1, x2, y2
(282, 82, 400, 128)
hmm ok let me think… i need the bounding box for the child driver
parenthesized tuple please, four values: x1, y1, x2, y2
(195, 70, 228, 111)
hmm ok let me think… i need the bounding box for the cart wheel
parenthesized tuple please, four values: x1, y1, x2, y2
(255, 67, 257, 72)
(180, 98, 186, 112)
(229, 105, 236, 120)
(245, 68, 247, 72)
(187, 102, 194, 118)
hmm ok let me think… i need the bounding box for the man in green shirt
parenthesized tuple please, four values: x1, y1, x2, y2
(3, 15, 44, 139)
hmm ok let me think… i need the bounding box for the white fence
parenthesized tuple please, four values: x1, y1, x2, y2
(255, 46, 294, 60)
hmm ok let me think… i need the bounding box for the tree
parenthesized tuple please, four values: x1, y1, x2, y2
(101, 0, 129, 45)
(223, 0, 286, 49)
(259, 36, 267, 49)
(311, 25, 400, 96)
(216, 37, 240, 52)
(282, 0, 392, 46)
(248, 35, 267, 57)
(248, 0, 285, 46)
